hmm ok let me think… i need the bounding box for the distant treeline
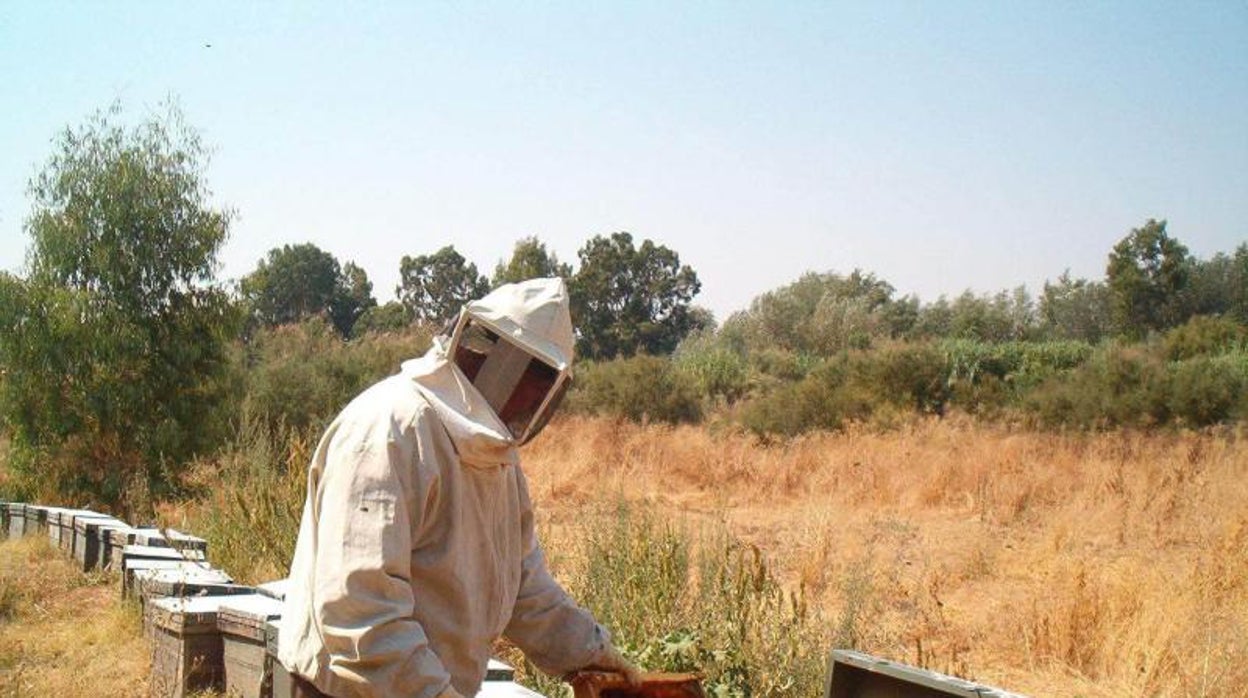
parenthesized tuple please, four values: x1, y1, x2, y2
(0, 106, 1245, 511)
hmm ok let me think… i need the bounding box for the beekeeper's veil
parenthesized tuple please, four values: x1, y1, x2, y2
(447, 277, 574, 445)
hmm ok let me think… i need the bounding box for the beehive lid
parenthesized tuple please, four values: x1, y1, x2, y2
(126, 559, 224, 581)
(217, 594, 284, 640)
(827, 650, 1027, 698)
(134, 566, 238, 595)
(163, 529, 208, 552)
(147, 595, 235, 635)
(256, 578, 290, 601)
(25, 506, 48, 522)
(122, 543, 207, 562)
(44, 507, 71, 526)
(93, 520, 132, 539)
(125, 527, 172, 547)
(66, 509, 106, 524)
(107, 527, 138, 545)
(75, 514, 123, 533)
(5, 503, 24, 515)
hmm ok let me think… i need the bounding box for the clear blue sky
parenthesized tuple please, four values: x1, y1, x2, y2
(2, 2, 1245, 321)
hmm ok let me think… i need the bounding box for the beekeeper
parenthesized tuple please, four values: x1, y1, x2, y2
(279, 278, 641, 697)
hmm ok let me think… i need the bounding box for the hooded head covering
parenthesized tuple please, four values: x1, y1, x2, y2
(401, 278, 574, 464)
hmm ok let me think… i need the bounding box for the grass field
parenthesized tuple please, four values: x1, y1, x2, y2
(0, 537, 150, 696)
(3, 416, 1245, 697)
(517, 416, 1248, 697)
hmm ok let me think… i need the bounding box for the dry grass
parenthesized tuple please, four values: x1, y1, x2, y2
(523, 415, 1248, 698)
(0, 536, 150, 697)
(3, 416, 1242, 697)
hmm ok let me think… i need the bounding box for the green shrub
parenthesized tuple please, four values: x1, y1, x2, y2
(673, 339, 750, 405)
(749, 348, 822, 382)
(739, 357, 872, 437)
(567, 355, 703, 424)
(1026, 345, 1170, 428)
(238, 320, 432, 432)
(1165, 353, 1248, 427)
(1162, 315, 1246, 361)
(526, 501, 827, 697)
(848, 343, 951, 415)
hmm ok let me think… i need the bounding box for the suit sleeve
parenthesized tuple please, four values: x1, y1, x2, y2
(502, 467, 611, 676)
(309, 416, 452, 698)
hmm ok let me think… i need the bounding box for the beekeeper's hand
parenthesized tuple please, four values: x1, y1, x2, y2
(594, 643, 643, 687)
(436, 686, 465, 698)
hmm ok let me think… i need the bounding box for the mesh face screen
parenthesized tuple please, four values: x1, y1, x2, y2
(453, 318, 561, 441)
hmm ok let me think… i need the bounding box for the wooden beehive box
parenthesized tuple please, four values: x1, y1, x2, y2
(217, 594, 285, 698)
(88, 521, 133, 571)
(6, 503, 25, 539)
(24, 505, 48, 537)
(104, 526, 140, 570)
(135, 567, 247, 634)
(0, 500, 8, 540)
(73, 514, 123, 569)
(63, 509, 105, 553)
(147, 595, 233, 698)
(50, 508, 83, 551)
(45, 507, 70, 549)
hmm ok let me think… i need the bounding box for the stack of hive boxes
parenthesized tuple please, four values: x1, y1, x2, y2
(0, 504, 548, 698)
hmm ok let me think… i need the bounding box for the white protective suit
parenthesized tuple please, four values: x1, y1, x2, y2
(279, 279, 612, 697)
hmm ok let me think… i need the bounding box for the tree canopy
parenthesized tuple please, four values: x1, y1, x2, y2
(0, 104, 236, 508)
(397, 245, 490, 324)
(569, 232, 702, 359)
(493, 236, 572, 287)
(1106, 219, 1192, 336)
(240, 243, 376, 337)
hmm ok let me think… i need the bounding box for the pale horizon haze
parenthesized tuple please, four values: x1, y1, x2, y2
(1, 2, 1245, 322)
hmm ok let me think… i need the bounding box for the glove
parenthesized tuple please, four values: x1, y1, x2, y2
(435, 686, 465, 698)
(593, 643, 643, 688)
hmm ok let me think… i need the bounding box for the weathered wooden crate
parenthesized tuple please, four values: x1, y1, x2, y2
(147, 595, 234, 698)
(824, 650, 1026, 698)
(218, 594, 284, 698)
(103, 526, 139, 569)
(82, 520, 131, 571)
(73, 514, 123, 569)
(24, 505, 48, 537)
(62, 509, 105, 554)
(44, 507, 70, 549)
(5, 503, 24, 539)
